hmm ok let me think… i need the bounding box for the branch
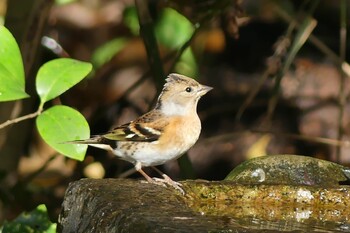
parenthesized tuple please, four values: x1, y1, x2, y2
(204, 129, 350, 148)
(0, 106, 43, 130)
(135, 0, 165, 92)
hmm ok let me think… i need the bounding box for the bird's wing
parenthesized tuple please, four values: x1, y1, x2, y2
(103, 111, 168, 142)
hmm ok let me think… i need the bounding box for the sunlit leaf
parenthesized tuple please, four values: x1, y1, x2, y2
(175, 47, 198, 77)
(55, 0, 77, 5)
(36, 105, 90, 161)
(91, 38, 127, 68)
(155, 8, 194, 49)
(36, 58, 92, 105)
(1, 204, 56, 233)
(0, 26, 29, 101)
(123, 6, 139, 35)
(246, 134, 271, 160)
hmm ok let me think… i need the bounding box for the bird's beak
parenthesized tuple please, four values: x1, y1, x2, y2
(198, 85, 213, 96)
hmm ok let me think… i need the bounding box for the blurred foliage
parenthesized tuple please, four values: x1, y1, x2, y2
(175, 47, 198, 77)
(154, 8, 194, 49)
(123, 6, 139, 36)
(54, 0, 76, 5)
(91, 38, 127, 68)
(154, 7, 198, 76)
(93, 6, 197, 75)
(1, 205, 56, 233)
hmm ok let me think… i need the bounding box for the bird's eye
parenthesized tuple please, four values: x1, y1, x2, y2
(185, 87, 192, 92)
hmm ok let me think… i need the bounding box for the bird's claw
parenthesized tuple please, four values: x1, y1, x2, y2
(152, 177, 185, 195)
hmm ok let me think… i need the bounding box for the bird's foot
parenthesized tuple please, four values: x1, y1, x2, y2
(136, 165, 185, 194)
(140, 177, 167, 188)
(152, 177, 185, 195)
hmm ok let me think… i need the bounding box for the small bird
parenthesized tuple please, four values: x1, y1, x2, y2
(71, 73, 212, 193)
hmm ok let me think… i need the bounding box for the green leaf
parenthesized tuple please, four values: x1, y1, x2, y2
(123, 6, 139, 35)
(0, 25, 29, 101)
(55, 0, 77, 5)
(36, 58, 92, 105)
(1, 204, 56, 233)
(36, 105, 90, 161)
(155, 8, 194, 49)
(175, 47, 198, 77)
(91, 38, 127, 68)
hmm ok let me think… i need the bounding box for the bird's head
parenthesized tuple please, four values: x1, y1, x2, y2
(155, 73, 212, 115)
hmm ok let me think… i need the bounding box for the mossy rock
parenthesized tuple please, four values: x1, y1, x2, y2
(58, 178, 350, 232)
(225, 154, 350, 186)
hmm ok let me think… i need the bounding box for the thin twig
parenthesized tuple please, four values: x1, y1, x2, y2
(236, 27, 293, 121)
(236, 70, 270, 121)
(203, 129, 350, 148)
(135, 0, 165, 92)
(123, 71, 151, 98)
(336, 0, 348, 162)
(21, 153, 58, 184)
(118, 166, 136, 178)
(167, 23, 201, 74)
(0, 106, 43, 130)
(267, 9, 317, 123)
(275, 5, 350, 77)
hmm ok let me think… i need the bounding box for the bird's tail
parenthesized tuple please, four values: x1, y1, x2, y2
(64, 136, 115, 152)
(65, 137, 102, 144)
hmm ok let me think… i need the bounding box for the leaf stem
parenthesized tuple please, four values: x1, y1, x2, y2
(0, 105, 43, 130)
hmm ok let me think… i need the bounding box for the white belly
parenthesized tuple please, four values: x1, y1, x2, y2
(114, 140, 194, 167)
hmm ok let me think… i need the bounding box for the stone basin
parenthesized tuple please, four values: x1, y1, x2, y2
(58, 155, 350, 232)
(58, 178, 350, 232)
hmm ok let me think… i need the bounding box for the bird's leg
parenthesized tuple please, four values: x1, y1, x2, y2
(134, 162, 185, 194)
(151, 166, 185, 195)
(134, 162, 157, 183)
(151, 166, 181, 185)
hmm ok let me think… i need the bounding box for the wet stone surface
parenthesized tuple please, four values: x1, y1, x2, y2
(58, 178, 264, 233)
(59, 178, 350, 232)
(58, 155, 350, 232)
(225, 154, 350, 186)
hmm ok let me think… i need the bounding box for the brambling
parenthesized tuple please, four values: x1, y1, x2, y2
(71, 73, 212, 193)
